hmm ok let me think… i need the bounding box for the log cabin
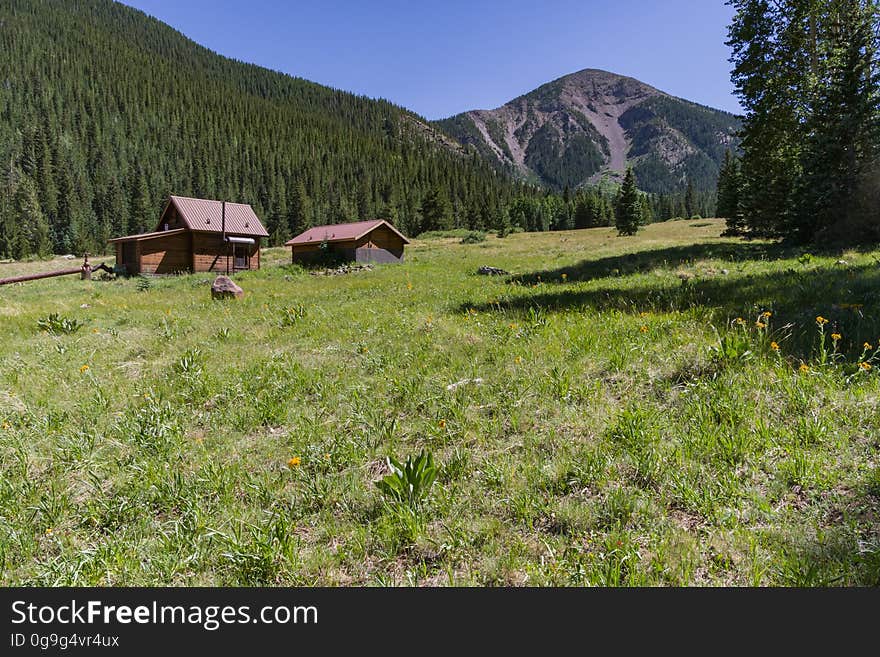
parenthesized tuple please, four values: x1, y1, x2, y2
(108, 195, 269, 275)
(286, 220, 409, 265)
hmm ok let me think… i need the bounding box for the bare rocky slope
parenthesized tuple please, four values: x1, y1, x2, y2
(435, 69, 741, 193)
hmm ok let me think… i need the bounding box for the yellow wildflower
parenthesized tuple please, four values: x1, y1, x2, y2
(762, 311, 772, 318)
(92, 328, 99, 334)
(509, 323, 519, 330)
(799, 363, 810, 373)
(45, 528, 53, 536)
(561, 273, 568, 281)
(756, 321, 766, 329)
(438, 419, 447, 429)
(406, 282, 413, 290)
(640, 325, 648, 333)
(287, 456, 301, 468)
(864, 342, 872, 350)
(816, 316, 828, 325)
(79, 364, 90, 374)
(831, 333, 842, 341)
(1, 422, 10, 430)
(770, 341, 779, 351)
(515, 356, 522, 364)
(735, 317, 745, 326)
(860, 362, 872, 371)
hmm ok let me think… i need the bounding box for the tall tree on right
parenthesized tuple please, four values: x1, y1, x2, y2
(795, 0, 880, 242)
(727, 0, 880, 244)
(615, 167, 643, 236)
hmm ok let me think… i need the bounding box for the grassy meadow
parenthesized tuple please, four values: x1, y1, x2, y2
(1, 218, 879, 586)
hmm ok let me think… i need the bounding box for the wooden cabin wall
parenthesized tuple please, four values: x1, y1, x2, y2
(192, 233, 261, 272)
(138, 232, 193, 274)
(291, 239, 357, 264)
(354, 226, 404, 263)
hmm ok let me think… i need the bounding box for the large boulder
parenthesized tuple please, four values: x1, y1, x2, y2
(211, 275, 243, 300)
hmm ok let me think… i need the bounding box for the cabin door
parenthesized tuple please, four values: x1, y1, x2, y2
(232, 243, 249, 271)
(123, 242, 137, 274)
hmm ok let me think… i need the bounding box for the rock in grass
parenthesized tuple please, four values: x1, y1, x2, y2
(477, 266, 509, 276)
(211, 275, 243, 300)
(446, 377, 484, 391)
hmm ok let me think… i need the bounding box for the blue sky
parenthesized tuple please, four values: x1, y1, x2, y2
(120, 0, 741, 119)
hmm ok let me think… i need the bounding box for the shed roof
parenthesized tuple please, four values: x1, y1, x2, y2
(161, 195, 269, 237)
(285, 220, 409, 246)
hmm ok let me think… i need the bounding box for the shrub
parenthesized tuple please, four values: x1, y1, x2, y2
(417, 229, 474, 240)
(375, 450, 437, 508)
(36, 313, 83, 335)
(279, 305, 306, 327)
(460, 231, 487, 244)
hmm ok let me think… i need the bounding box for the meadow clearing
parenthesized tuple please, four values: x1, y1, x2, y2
(0, 218, 878, 586)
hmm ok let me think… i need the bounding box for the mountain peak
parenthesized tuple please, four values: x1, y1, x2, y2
(435, 69, 739, 193)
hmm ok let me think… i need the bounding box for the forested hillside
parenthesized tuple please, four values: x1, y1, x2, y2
(0, 0, 538, 257)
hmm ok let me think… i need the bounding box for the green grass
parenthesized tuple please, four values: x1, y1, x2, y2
(1, 219, 879, 586)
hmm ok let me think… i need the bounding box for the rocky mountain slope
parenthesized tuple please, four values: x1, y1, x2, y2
(435, 69, 741, 193)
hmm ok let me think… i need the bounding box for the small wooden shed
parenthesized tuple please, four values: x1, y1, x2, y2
(285, 220, 409, 265)
(108, 195, 269, 275)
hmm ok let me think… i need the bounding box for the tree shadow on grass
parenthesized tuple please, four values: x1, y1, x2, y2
(510, 241, 795, 286)
(462, 243, 880, 361)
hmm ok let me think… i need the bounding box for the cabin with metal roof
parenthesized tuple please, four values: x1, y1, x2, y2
(108, 195, 269, 275)
(285, 220, 409, 265)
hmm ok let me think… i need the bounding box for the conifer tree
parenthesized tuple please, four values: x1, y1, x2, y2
(14, 174, 51, 257)
(418, 187, 451, 234)
(727, 0, 880, 243)
(717, 150, 743, 233)
(496, 206, 512, 238)
(615, 168, 643, 236)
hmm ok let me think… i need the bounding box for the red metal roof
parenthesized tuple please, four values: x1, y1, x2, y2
(285, 220, 409, 246)
(162, 195, 269, 237)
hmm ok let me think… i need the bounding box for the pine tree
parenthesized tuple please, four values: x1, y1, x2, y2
(288, 180, 312, 236)
(495, 206, 512, 238)
(130, 170, 152, 234)
(727, 0, 807, 237)
(640, 195, 654, 225)
(615, 168, 643, 236)
(573, 196, 592, 229)
(418, 187, 451, 234)
(14, 174, 51, 257)
(684, 179, 696, 218)
(795, 0, 880, 242)
(717, 150, 743, 233)
(726, 0, 880, 243)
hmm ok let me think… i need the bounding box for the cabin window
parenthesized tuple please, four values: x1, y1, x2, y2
(234, 251, 249, 270)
